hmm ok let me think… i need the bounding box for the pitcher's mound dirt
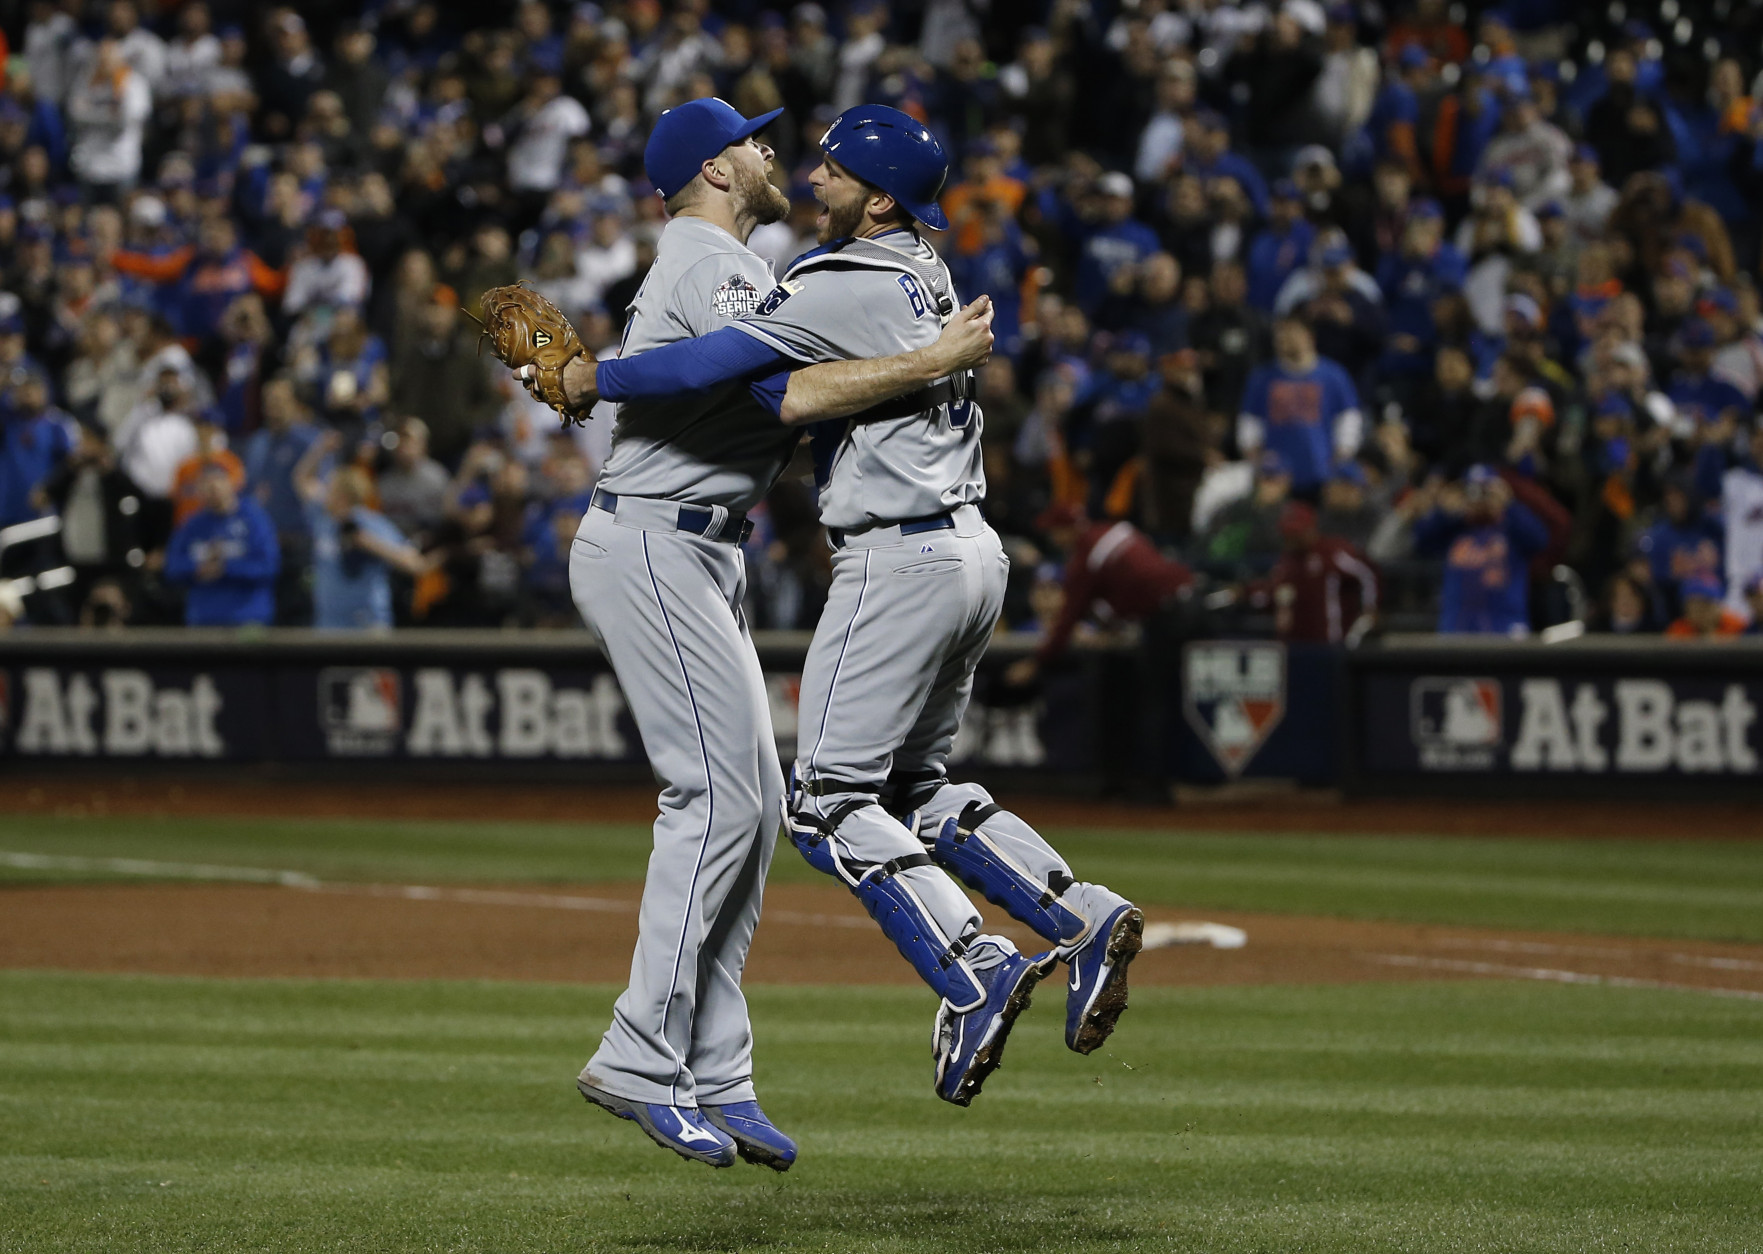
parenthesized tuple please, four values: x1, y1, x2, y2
(3, 879, 1761, 998)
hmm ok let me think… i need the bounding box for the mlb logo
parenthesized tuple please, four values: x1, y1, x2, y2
(1410, 677, 1504, 769)
(318, 668, 402, 754)
(1182, 642, 1287, 777)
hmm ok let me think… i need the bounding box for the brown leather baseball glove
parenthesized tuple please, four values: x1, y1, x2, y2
(477, 283, 595, 424)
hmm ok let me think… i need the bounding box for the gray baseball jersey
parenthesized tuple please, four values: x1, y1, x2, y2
(727, 230, 985, 531)
(596, 216, 798, 513)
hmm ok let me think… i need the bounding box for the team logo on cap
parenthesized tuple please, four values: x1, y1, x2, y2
(711, 275, 763, 319)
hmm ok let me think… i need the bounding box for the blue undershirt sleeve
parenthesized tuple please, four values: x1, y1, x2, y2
(748, 369, 790, 417)
(596, 326, 792, 401)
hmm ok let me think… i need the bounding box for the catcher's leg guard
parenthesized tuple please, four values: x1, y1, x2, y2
(789, 796, 987, 1012)
(929, 799, 1090, 948)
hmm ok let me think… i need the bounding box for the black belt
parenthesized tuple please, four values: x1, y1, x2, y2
(852, 373, 972, 423)
(827, 511, 955, 549)
(591, 488, 754, 544)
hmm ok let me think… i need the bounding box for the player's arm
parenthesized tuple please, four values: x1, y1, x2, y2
(773, 296, 993, 426)
(548, 296, 994, 420)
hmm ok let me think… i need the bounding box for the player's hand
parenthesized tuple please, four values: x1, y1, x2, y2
(931, 295, 995, 375)
(516, 353, 600, 420)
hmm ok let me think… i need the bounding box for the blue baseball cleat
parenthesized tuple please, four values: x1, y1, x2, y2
(1065, 903, 1144, 1055)
(701, 1100, 798, 1171)
(576, 1079, 737, 1167)
(932, 942, 1054, 1106)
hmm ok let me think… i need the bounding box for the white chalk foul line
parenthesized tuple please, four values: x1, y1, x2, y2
(1432, 934, 1763, 975)
(0, 851, 320, 887)
(0, 851, 873, 928)
(1366, 953, 1763, 1002)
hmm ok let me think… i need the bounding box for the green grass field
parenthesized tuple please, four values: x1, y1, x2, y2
(5, 812, 1763, 940)
(4, 812, 1763, 1252)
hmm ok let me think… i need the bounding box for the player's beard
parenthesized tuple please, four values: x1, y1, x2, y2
(732, 161, 791, 228)
(818, 193, 865, 243)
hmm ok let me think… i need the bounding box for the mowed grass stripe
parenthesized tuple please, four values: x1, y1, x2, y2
(1, 972, 1760, 1253)
(6, 814, 1763, 941)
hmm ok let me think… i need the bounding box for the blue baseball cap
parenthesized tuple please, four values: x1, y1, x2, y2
(1682, 574, 1724, 602)
(1319, 242, 1353, 267)
(1680, 318, 1716, 349)
(1271, 177, 1301, 201)
(1572, 143, 1599, 164)
(1109, 331, 1151, 358)
(1407, 196, 1443, 220)
(1331, 461, 1369, 487)
(644, 98, 784, 201)
(1258, 449, 1291, 478)
(1397, 44, 1429, 70)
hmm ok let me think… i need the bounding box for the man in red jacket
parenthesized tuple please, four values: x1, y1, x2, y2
(1253, 501, 1380, 644)
(1006, 502, 1195, 684)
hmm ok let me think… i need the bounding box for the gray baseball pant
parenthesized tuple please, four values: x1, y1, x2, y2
(569, 498, 784, 1107)
(792, 505, 1123, 970)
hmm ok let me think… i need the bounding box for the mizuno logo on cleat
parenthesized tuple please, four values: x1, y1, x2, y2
(672, 1120, 720, 1146)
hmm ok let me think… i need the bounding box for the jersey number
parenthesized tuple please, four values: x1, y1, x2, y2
(898, 274, 927, 319)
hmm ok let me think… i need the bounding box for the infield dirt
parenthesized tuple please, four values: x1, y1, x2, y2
(5, 878, 1762, 997)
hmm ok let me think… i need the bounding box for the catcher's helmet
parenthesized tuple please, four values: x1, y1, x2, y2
(818, 106, 950, 231)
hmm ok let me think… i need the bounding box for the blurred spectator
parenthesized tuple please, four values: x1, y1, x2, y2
(1595, 571, 1668, 634)
(1415, 467, 1550, 634)
(283, 211, 371, 318)
(1139, 350, 1213, 543)
(1477, 84, 1570, 211)
(389, 284, 500, 464)
(1237, 317, 1362, 496)
(377, 416, 451, 541)
(1251, 500, 1379, 644)
(1317, 462, 1381, 550)
(2, 369, 75, 529)
(294, 432, 425, 630)
(1073, 172, 1159, 315)
(1246, 181, 1315, 314)
(33, 420, 144, 605)
(1203, 449, 1293, 569)
(65, 40, 151, 199)
(168, 411, 244, 527)
(1636, 473, 1724, 615)
(1563, 145, 1618, 243)
(164, 462, 279, 626)
(1007, 502, 1193, 681)
(1665, 574, 1747, 638)
(112, 218, 283, 348)
(111, 364, 197, 548)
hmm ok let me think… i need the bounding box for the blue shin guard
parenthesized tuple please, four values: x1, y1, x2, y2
(789, 806, 986, 1012)
(930, 802, 1089, 948)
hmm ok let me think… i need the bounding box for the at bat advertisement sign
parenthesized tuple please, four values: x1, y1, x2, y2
(1359, 669, 1763, 778)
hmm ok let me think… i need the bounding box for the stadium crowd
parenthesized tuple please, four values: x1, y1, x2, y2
(5, 0, 1763, 643)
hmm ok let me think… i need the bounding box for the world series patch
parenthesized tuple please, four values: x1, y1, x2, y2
(711, 275, 763, 319)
